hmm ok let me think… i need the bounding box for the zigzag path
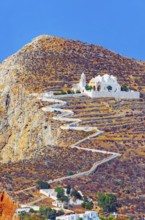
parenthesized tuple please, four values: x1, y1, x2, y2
(15, 93, 121, 197)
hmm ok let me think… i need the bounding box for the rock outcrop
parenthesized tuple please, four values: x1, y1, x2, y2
(0, 66, 61, 162)
(0, 192, 18, 220)
(0, 35, 145, 162)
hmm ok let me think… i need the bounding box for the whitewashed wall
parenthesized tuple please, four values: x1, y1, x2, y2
(84, 90, 140, 99)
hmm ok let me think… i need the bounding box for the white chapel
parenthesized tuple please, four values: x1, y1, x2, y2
(72, 73, 140, 99)
(89, 74, 121, 92)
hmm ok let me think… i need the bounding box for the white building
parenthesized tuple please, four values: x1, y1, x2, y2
(40, 189, 57, 200)
(40, 188, 84, 209)
(52, 200, 65, 209)
(56, 211, 101, 220)
(79, 73, 86, 89)
(69, 198, 83, 206)
(40, 189, 65, 208)
(20, 205, 40, 211)
(72, 73, 140, 99)
(15, 207, 31, 215)
(72, 73, 86, 93)
(89, 74, 121, 92)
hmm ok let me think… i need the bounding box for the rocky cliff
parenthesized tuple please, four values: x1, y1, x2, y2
(0, 35, 145, 162)
(0, 58, 62, 162)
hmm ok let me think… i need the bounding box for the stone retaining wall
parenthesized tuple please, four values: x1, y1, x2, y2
(84, 90, 140, 99)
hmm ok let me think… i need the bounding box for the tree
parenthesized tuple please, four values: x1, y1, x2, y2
(71, 189, 82, 200)
(81, 201, 93, 210)
(55, 187, 65, 200)
(84, 201, 93, 210)
(48, 209, 56, 220)
(60, 195, 69, 203)
(36, 180, 50, 189)
(19, 212, 27, 220)
(55, 187, 69, 203)
(39, 207, 56, 220)
(98, 193, 118, 212)
(66, 185, 71, 195)
(29, 208, 35, 213)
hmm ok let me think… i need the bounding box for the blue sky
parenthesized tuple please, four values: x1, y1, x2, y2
(0, 0, 145, 62)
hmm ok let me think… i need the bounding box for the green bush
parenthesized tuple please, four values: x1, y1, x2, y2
(54, 90, 76, 95)
(85, 201, 93, 210)
(29, 208, 35, 213)
(61, 90, 67, 95)
(39, 207, 56, 220)
(60, 195, 69, 203)
(85, 84, 93, 91)
(54, 90, 67, 95)
(121, 85, 129, 92)
(67, 170, 74, 176)
(53, 92, 61, 95)
(36, 180, 50, 189)
(55, 187, 65, 201)
(67, 90, 72, 94)
(98, 193, 118, 212)
(81, 201, 93, 210)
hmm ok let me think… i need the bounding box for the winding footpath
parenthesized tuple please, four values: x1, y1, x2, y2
(40, 93, 121, 182)
(15, 93, 121, 196)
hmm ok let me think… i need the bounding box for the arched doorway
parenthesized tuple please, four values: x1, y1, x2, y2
(107, 85, 112, 91)
(97, 84, 101, 91)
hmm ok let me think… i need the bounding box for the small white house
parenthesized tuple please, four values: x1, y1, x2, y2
(69, 198, 83, 206)
(20, 205, 40, 211)
(40, 189, 57, 200)
(56, 211, 101, 220)
(52, 200, 65, 209)
(15, 207, 31, 215)
(52, 198, 84, 209)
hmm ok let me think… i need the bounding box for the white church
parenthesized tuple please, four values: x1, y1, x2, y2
(72, 73, 140, 99)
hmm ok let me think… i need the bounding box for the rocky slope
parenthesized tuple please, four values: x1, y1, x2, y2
(0, 35, 145, 162)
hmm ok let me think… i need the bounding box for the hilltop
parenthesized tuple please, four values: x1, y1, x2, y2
(3, 35, 145, 93)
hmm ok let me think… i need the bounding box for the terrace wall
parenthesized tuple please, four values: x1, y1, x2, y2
(84, 90, 140, 99)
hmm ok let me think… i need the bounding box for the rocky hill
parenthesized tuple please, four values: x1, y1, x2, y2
(8, 35, 145, 92)
(0, 35, 145, 163)
(0, 35, 145, 216)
